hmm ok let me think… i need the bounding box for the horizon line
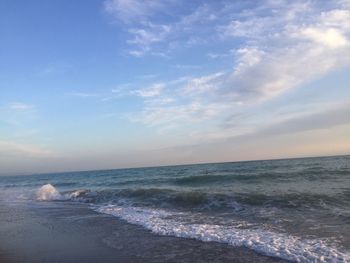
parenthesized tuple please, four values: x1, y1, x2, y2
(2, 153, 349, 178)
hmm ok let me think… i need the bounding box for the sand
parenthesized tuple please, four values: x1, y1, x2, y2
(0, 201, 288, 263)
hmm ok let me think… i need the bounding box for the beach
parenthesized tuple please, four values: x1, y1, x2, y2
(0, 156, 349, 262)
(0, 201, 287, 263)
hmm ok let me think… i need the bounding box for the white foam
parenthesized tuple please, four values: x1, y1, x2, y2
(36, 184, 63, 201)
(0, 188, 32, 202)
(69, 189, 89, 199)
(96, 204, 350, 263)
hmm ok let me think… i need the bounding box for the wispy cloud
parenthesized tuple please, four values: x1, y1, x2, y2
(131, 101, 227, 128)
(134, 83, 164, 98)
(104, 1, 221, 56)
(256, 103, 350, 136)
(128, 50, 145, 57)
(127, 24, 171, 46)
(104, 0, 165, 23)
(217, 3, 350, 102)
(157, 103, 350, 161)
(174, 64, 201, 70)
(207, 49, 235, 59)
(121, 0, 350, 137)
(66, 92, 100, 98)
(8, 102, 35, 111)
(182, 72, 225, 95)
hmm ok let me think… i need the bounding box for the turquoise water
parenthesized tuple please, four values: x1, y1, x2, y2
(1, 155, 350, 262)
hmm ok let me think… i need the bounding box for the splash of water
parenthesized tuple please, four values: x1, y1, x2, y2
(36, 184, 62, 201)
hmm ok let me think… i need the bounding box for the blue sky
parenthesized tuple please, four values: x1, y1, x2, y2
(1, 0, 350, 175)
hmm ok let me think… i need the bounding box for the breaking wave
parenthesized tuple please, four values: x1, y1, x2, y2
(96, 204, 350, 263)
(54, 187, 350, 211)
(36, 184, 62, 201)
(36, 184, 90, 201)
(33, 177, 350, 262)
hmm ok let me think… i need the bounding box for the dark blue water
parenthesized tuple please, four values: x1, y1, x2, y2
(1, 155, 350, 262)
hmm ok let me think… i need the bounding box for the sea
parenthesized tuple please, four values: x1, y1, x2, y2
(1, 155, 350, 262)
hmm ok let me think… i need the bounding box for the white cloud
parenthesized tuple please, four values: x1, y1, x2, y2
(125, 23, 172, 56)
(109, 85, 132, 96)
(233, 47, 265, 75)
(320, 9, 350, 28)
(207, 49, 235, 59)
(135, 83, 164, 97)
(132, 101, 227, 127)
(222, 19, 266, 38)
(216, 2, 350, 102)
(67, 92, 99, 98)
(256, 103, 350, 136)
(174, 64, 201, 69)
(299, 27, 348, 48)
(128, 24, 171, 46)
(104, 1, 220, 56)
(104, 0, 164, 23)
(104, 0, 174, 56)
(128, 50, 145, 57)
(340, 0, 350, 8)
(9, 102, 34, 110)
(182, 72, 225, 95)
(106, 1, 350, 137)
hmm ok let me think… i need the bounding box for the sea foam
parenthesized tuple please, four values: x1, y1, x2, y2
(36, 184, 63, 201)
(96, 204, 350, 263)
(36, 184, 88, 201)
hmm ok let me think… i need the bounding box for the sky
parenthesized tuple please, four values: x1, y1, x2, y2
(1, 0, 350, 175)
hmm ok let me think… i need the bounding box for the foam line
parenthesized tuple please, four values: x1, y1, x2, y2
(96, 204, 350, 263)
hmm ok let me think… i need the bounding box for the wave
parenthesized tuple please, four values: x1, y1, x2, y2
(36, 184, 90, 201)
(173, 173, 283, 185)
(33, 184, 350, 261)
(35, 184, 350, 212)
(172, 169, 347, 186)
(36, 184, 62, 201)
(81, 188, 243, 211)
(82, 188, 350, 211)
(96, 204, 350, 263)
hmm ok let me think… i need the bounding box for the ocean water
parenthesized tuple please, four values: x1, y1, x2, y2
(1, 155, 350, 262)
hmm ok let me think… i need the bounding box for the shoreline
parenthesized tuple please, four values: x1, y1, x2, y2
(0, 201, 288, 263)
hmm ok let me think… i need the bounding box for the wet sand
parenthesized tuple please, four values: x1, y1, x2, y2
(0, 201, 289, 263)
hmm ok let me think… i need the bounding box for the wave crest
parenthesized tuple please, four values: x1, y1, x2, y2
(96, 204, 350, 263)
(36, 184, 62, 201)
(36, 184, 90, 201)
